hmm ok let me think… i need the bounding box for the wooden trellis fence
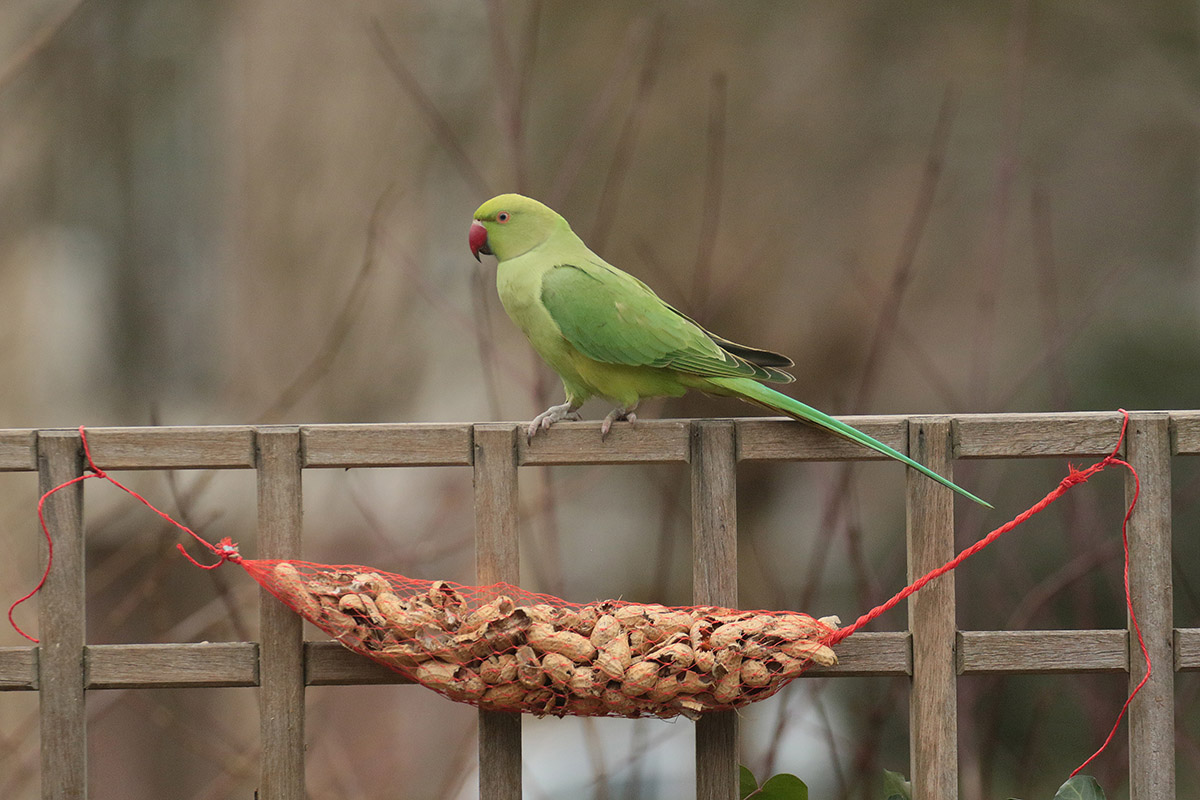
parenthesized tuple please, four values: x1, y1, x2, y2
(0, 411, 1196, 799)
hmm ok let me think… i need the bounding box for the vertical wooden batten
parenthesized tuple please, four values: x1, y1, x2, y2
(1126, 413, 1174, 799)
(474, 424, 522, 800)
(691, 420, 738, 800)
(256, 427, 305, 800)
(906, 418, 957, 800)
(37, 430, 88, 800)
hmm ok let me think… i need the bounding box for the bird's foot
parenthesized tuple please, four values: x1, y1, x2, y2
(527, 403, 581, 442)
(600, 407, 638, 440)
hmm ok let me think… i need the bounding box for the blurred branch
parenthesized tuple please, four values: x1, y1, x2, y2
(967, 0, 1031, 408)
(589, 16, 665, 251)
(548, 20, 655, 208)
(851, 86, 958, 415)
(471, 263, 505, 420)
(690, 72, 727, 314)
(258, 184, 395, 422)
(369, 19, 491, 197)
(0, 0, 89, 97)
(484, 0, 540, 191)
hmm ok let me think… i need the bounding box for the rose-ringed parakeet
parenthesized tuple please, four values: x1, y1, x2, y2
(469, 193, 989, 507)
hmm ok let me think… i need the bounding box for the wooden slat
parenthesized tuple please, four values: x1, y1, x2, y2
(808, 631, 911, 677)
(473, 424, 522, 800)
(906, 418, 956, 800)
(85, 643, 259, 688)
(1172, 410, 1200, 455)
(691, 420, 739, 800)
(302, 423, 473, 467)
(0, 647, 37, 690)
(304, 641, 411, 685)
(736, 415, 906, 462)
(957, 630, 1127, 674)
(1176, 628, 1200, 671)
(956, 411, 1126, 458)
(0, 429, 36, 470)
(37, 430, 88, 800)
(80, 426, 256, 469)
(1126, 413, 1174, 799)
(518, 419, 690, 465)
(256, 428, 306, 800)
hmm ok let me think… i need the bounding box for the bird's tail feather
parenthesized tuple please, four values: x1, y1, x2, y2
(713, 378, 992, 508)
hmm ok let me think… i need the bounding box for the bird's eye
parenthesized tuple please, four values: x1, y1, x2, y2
(497, 212, 510, 223)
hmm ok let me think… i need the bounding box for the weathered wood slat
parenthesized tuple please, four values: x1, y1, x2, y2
(302, 423, 473, 467)
(37, 431, 88, 800)
(1172, 410, 1200, 455)
(0, 429, 36, 470)
(85, 643, 259, 688)
(79, 426, 256, 469)
(0, 647, 37, 690)
(518, 418, 690, 464)
(1126, 413, 1174, 799)
(304, 641, 410, 685)
(473, 424, 523, 800)
(736, 415, 906, 462)
(256, 428, 306, 800)
(691, 421, 739, 800)
(957, 630, 1127, 674)
(1176, 628, 1200, 671)
(906, 418, 957, 800)
(810, 631, 912, 676)
(955, 411, 1127, 458)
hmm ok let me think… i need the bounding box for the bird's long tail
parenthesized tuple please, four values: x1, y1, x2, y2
(711, 377, 992, 508)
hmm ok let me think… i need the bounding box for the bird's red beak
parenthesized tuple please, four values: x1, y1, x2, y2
(469, 220, 491, 261)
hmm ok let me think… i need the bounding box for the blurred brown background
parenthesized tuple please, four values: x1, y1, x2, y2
(1, 1, 1198, 798)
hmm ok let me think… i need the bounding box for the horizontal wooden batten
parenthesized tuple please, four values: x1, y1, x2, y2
(518, 419, 690, 465)
(78, 427, 257, 469)
(955, 412, 1129, 459)
(736, 416, 907, 462)
(0, 413, 1192, 474)
(0, 430, 36, 470)
(85, 643, 259, 688)
(305, 641, 412, 685)
(957, 630, 1128, 674)
(0, 647, 37, 690)
(303, 423, 473, 467)
(9, 627, 1195, 692)
(1176, 628, 1200, 671)
(1173, 411, 1200, 455)
(809, 631, 911, 676)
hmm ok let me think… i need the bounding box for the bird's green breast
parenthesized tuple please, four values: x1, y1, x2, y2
(496, 255, 588, 387)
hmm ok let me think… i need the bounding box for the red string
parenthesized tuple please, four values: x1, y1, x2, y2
(820, 409, 1148, 777)
(6, 425, 240, 643)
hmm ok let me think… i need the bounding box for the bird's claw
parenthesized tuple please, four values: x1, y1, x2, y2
(599, 409, 637, 441)
(526, 403, 581, 443)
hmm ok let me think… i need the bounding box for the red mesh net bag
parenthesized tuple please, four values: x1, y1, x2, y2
(247, 558, 839, 719)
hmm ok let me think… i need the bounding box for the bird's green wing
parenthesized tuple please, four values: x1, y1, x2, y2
(539, 260, 792, 383)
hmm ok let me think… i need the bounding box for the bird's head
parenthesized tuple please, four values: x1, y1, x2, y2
(470, 194, 567, 262)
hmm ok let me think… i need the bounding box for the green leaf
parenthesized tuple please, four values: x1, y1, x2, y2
(757, 773, 808, 800)
(1054, 775, 1106, 800)
(882, 770, 912, 800)
(739, 765, 759, 799)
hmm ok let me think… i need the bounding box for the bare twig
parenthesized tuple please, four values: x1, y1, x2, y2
(589, 17, 665, 251)
(851, 86, 958, 414)
(548, 20, 654, 208)
(691, 72, 727, 314)
(369, 19, 491, 197)
(967, 0, 1031, 407)
(258, 185, 395, 423)
(0, 0, 90, 97)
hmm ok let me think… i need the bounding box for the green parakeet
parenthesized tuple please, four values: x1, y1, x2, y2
(469, 193, 989, 507)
